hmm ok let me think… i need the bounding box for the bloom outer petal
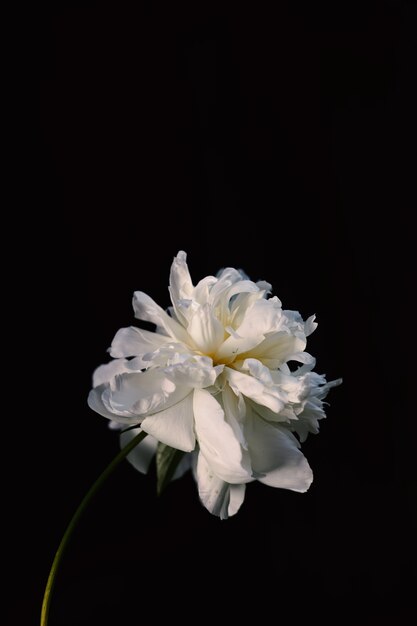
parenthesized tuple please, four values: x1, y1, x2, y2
(88, 386, 124, 421)
(110, 326, 170, 358)
(228, 483, 246, 516)
(100, 369, 191, 421)
(92, 359, 131, 388)
(246, 412, 313, 492)
(120, 427, 192, 478)
(169, 251, 194, 301)
(193, 388, 252, 484)
(221, 384, 248, 449)
(120, 427, 158, 473)
(195, 452, 246, 519)
(168, 251, 196, 324)
(140, 393, 196, 452)
(132, 291, 190, 344)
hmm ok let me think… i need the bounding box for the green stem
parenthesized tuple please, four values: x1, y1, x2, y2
(41, 430, 148, 626)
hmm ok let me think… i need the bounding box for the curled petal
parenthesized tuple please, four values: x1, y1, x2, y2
(305, 314, 318, 336)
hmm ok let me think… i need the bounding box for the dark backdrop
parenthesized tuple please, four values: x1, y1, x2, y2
(20, 3, 416, 624)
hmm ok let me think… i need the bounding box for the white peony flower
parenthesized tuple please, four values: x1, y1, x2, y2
(88, 251, 341, 519)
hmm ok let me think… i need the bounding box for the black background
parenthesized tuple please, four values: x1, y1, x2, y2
(19, 2, 416, 624)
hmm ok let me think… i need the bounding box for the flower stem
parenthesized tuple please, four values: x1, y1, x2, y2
(41, 430, 148, 626)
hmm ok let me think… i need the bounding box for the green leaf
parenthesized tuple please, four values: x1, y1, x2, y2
(156, 443, 185, 496)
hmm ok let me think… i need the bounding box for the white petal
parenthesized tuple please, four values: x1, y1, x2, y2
(121, 425, 192, 478)
(193, 389, 252, 484)
(305, 314, 318, 336)
(164, 355, 223, 389)
(215, 297, 283, 361)
(195, 452, 230, 519)
(143, 342, 191, 367)
(92, 359, 130, 388)
(246, 413, 313, 492)
(140, 394, 196, 452)
(195, 452, 246, 519)
(229, 290, 267, 328)
(132, 291, 189, 343)
(290, 402, 323, 442)
(226, 280, 259, 301)
(168, 251, 194, 317)
(222, 385, 248, 449)
(240, 358, 274, 384)
(246, 332, 307, 368)
(255, 280, 273, 294)
(228, 484, 246, 517)
(110, 326, 170, 358)
(192, 275, 217, 306)
(214, 332, 265, 364)
(108, 420, 123, 430)
(169, 251, 198, 326)
(125, 357, 150, 372)
(169, 251, 194, 300)
(289, 353, 316, 375)
(270, 370, 311, 403)
(236, 297, 283, 336)
(120, 427, 158, 474)
(102, 369, 191, 418)
(226, 366, 285, 413)
(281, 309, 306, 333)
(187, 304, 224, 354)
(246, 398, 294, 423)
(317, 377, 343, 398)
(88, 385, 132, 422)
(213, 279, 260, 326)
(211, 267, 246, 301)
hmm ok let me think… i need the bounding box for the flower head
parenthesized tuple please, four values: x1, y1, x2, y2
(89, 251, 341, 518)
